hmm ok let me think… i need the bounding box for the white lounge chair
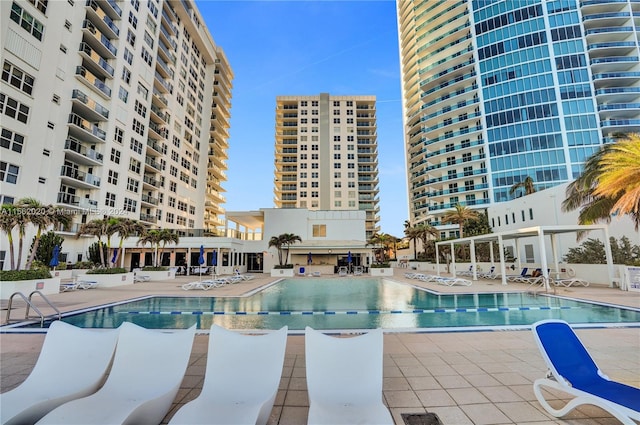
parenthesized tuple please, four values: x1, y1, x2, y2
(353, 266, 363, 276)
(76, 280, 99, 289)
(532, 320, 640, 424)
(169, 325, 288, 425)
(0, 321, 119, 425)
(338, 266, 348, 277)
(305, 327, 393, 425)
(553, 278, 589, 287)
(38, 322, 196, 425)
(436, 277, 472, 286)
(182, 281, 213, 290)
(59, 282, 78, 292)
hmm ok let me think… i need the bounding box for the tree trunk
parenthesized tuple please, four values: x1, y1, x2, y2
(25, 228, 43, 270)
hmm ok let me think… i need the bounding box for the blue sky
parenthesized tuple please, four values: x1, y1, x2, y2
(196, 0, 408, 237)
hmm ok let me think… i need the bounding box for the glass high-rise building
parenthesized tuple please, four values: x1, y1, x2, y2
(397, 0, 640, 236)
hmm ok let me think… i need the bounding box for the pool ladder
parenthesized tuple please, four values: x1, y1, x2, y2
(5, 291, 61, 327)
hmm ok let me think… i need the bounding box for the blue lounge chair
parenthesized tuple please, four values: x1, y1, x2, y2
(531, 320, 640, 424)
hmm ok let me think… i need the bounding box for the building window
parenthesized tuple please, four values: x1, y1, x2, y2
(107, 169, 118, 184)
(126, 29, 136, 47)
(0, 161, 19, 183)
(134, 100, 147, 117)
(123, 197, 137, 212)
(122, 67, 131, 84)
(118, 86, 128, 103)
(114, 127, 124, 144)
(2, 61, 35, 95)
(132, 118, 144, 136)
(28, 0, 48, 14)
(105, 192, 116, 207)
(141, 48, 152, 66)
(312, 224, 326, 237)
(110, 148, 120, 163)
(128, 11, 137, 28)
(0, 128, 24, 153)
(0, 94, 29, 123)
(10, 3, 44, 40)
(129, 158, 141, 174)
(124, 48, 133, 65)
(529, 208, 534, 220)
(126, 177, 139, 193)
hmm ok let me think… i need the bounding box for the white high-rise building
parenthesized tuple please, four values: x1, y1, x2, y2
(1, 0, 232, 238)
(274, 93, 381, 239)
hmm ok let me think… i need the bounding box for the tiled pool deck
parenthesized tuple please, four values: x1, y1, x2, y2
(1, 270, 639, 424)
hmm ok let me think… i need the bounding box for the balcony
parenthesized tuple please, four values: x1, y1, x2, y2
(159, 22, 178, 51)
(150, 103, 168, 123)
(152, 87, 168, 107)
(75, 66, 111, 98)
(146, 138, 165, 154)
(71, 89, 109, 121)
(141, 193, 159, 206)
(81, 20, 117, 58)
(148, 121, 169, 139)
(143, 175, 160, 188)
(60, 165, 101, 188)
(155, 55, 174, 79)
(104, 0, 122, 18)
(79, 42, 114, 78)
(64, 138, 104, 165)
(68, 113, 106, 143)
(144, 156, 162, 171)
(154, 71, 173, 94)
(139, 213, 157, 223)
(56, 192, 98, 210)
(85, 0, 120, 38)
(157, 39, 177, 64)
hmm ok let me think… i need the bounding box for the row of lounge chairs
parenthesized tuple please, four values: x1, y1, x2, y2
(404, 272, 472, 286)
(458, 266, 590, 287)
(0, 322, 394, 425)
(181, 274, 254, 290)
(59, 280, 99, 292)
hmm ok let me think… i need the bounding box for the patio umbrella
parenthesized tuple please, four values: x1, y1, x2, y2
(211, 250, 218, 277)
(347, 251, 352, 273)
(49, 245, 60, 270)
(307, 252, 312, 265)
(198, 245, 205, 280)
(111, 248, 118, 265)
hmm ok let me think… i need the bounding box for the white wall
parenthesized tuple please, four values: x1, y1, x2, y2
(487, 182, 639, 263)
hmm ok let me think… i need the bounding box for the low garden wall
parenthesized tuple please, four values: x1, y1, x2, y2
(0, 277, 61, 299)
(76, 272, 134, 287)
(137, 269, 176, 281)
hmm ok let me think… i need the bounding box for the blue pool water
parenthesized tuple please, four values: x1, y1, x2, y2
(32, 279, 640, 330)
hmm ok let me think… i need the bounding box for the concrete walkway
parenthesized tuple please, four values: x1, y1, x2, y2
(1, 269, 639, 424)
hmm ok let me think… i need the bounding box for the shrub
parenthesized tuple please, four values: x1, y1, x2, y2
(273, 264, 294, 269)
(0, 269, 52, 281)
(86, 267, 127, 275)
(74, 261, 95, 269)
(142, 266, 167, 271)
(370, 263, 390, 268)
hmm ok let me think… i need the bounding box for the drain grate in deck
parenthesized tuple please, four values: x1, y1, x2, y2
(402, 412, 443, 425)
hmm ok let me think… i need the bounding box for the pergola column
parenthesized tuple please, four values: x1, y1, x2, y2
(470, 240, 477, 281)
(537, 230, 550, 290)
(450, 242, 456, 277)
(498, 235, 507, 285)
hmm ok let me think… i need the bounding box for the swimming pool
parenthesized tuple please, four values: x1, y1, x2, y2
(16, 278, 640, 331)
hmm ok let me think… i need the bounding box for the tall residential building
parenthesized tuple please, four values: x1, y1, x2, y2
(1, 0, 232, 235)
(274, 93, 380, 239)
(397, 0, 639, 237)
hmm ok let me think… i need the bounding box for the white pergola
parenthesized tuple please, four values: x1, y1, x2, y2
(435, 225, 615, 289)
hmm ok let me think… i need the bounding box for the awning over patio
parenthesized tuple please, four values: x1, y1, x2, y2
(435, 225, 615, 289)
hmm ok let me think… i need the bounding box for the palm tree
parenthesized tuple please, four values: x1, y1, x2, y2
(137, 229, 162, 267)
(0, 203, 19, 270)
(13, 202, 30, 270)
(156, 229, 179, 266)
(563, 137, 640, 230)
(404, 226, 421, 260)
(509, 176, 536, 198)
(22, 199, 72, 270)
(593, 136, 640, 225)
(268, 236, 284, 266)
(110, 218, 145, 267)
(414, 223, 438, 258)
(368, 232, 396, 263)
(442, 204, 480, 238)
(76, 218, 110, 267)
(279, 233, 302, 266)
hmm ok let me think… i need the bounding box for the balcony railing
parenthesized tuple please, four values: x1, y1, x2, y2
(76, 66, 112, 97)
(72, 89, 109, 119)
(57, 192, 98, 209)
(60, 165, 101, 187)
(68, 113, 107, 141)
(64, 138, 104, 163)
